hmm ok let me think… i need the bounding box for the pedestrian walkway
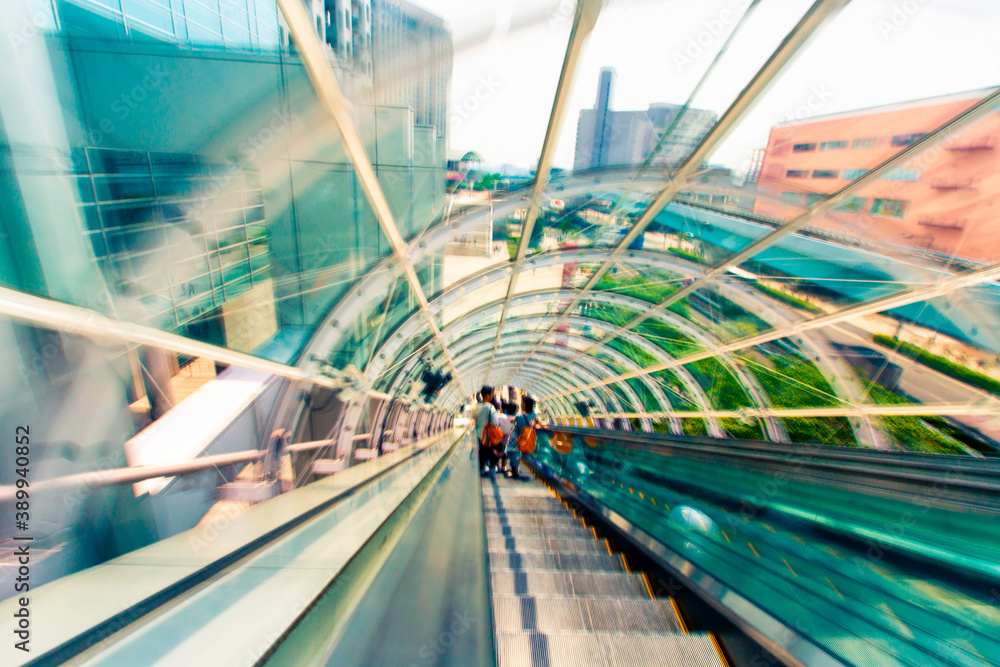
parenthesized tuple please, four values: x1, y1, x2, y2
(483, 469, 725, 666)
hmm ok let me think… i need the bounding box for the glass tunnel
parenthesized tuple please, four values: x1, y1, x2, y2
(1, 0, 1000, 665)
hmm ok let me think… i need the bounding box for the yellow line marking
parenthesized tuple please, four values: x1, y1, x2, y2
(606, 539, 614, 555)
(651, 497, 656, 505)
(782, 558, 797, 577)
(721, 530, 731, 543)
(641, 572, 656, 599)
(670, 598, 689, 635)
(748, 542, 760, 558)
(592, 526, 598, 539)
(580, 516, 587, 528)
(620, 553, 631, 573)
(762, 523, 776, 533)
(709, 633, 731, 667)
(826, 577, 844, 600)
(629, 487, 634, 494)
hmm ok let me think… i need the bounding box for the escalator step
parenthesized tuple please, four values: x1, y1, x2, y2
(483, 496, 564, 507)
(490, 551, 625, 572)
(488, 535, 608, 554)
(485, 513, 585, 527)
(483, 506, 569, 516)
(496, 631, 725, 667)
(492, 595, 684, 634)
(490, 571, 650, 598)
(486, 523, 593, 539)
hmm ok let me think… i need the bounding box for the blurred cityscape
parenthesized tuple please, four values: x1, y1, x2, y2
(2, 1, 1000, 664)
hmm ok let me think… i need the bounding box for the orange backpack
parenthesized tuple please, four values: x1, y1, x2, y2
(481, 417, 504, 448)
(516, 415, 537, 454)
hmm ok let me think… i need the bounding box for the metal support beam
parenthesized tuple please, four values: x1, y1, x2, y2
(275, 0, 463, 390)
(507, 0, 852, 383)
(0, 286, 341, 389)
(543, 261, 1000, 397)
(487, 0, 603, 371)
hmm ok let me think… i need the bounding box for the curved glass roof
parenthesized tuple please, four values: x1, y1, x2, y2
(2, 0, 1000, 459)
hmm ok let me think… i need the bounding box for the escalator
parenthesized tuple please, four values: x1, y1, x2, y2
(484, 472, 725, 666)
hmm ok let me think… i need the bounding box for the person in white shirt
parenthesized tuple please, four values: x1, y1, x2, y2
(475, 386, 501, 477)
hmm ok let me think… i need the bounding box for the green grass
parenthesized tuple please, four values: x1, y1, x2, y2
(752, 282, 823, 314)
(681, 418, 708, 436)
(750, 356, 840, 408)
(782, 417, 858, 447)
(650, 369, 691, 408)
(685, 357, 755, 410)
(632, 319, 703, 358)
(749, 354, 857, 447)
(586, 303, 641, 328)
(721, 417, 765, 440)
(606, 338, 659, 368)
(626, 378, 660, 412)
(668, 246, 703, 263)
(506, 237, 519, 260)
(593, 272, 691, 318)
(651, 419, 673, 434)
(864, 382, 969, 455)
(694, 291, 771, 336)
(873, 334, 1000, 396)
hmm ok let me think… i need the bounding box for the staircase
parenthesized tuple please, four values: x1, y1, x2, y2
(483, 472, 726, 666)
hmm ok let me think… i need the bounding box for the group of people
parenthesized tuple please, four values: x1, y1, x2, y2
(474, 385, 541, 479)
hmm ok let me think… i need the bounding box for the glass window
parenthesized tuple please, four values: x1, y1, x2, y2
(852, 137, 882, 149)
(820, 140, 848, 150)
(836, 196, 866, 212)
(124, 0, 174, 34)
(786, 169, 809, 178)
(780, 192, 802, 205)
(87, 148, 150, 175)
(883, 168, 922, 182)
(842, 169, 869, 180)
(792, 142, 817, 152)
(870, 198, 910, 218)
(891, 133, 927, 147)
(812, 169, 839, 178)
(93, 175, 156, 201)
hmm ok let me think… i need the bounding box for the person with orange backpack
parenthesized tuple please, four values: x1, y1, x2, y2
(475, 386, 503, 478)
(509, 395, 542, 479)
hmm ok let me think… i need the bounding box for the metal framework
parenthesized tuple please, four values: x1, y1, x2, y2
(507, 0, 852, 382)
(275, 0, 464, 391)
(0, 286, 342, 390)
(526, 87, 1000, 388)
(487, 0, 602, 372)
(459, 338, 669, 418)
(544, 261, 1000, 398)
(458, 355, 633, 425)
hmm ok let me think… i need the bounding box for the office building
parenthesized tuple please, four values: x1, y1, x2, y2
(573, 67, 717, 171)
(754, 88, 1000, 262)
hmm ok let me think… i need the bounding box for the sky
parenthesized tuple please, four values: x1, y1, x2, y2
(408, 0, 1000, 174)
